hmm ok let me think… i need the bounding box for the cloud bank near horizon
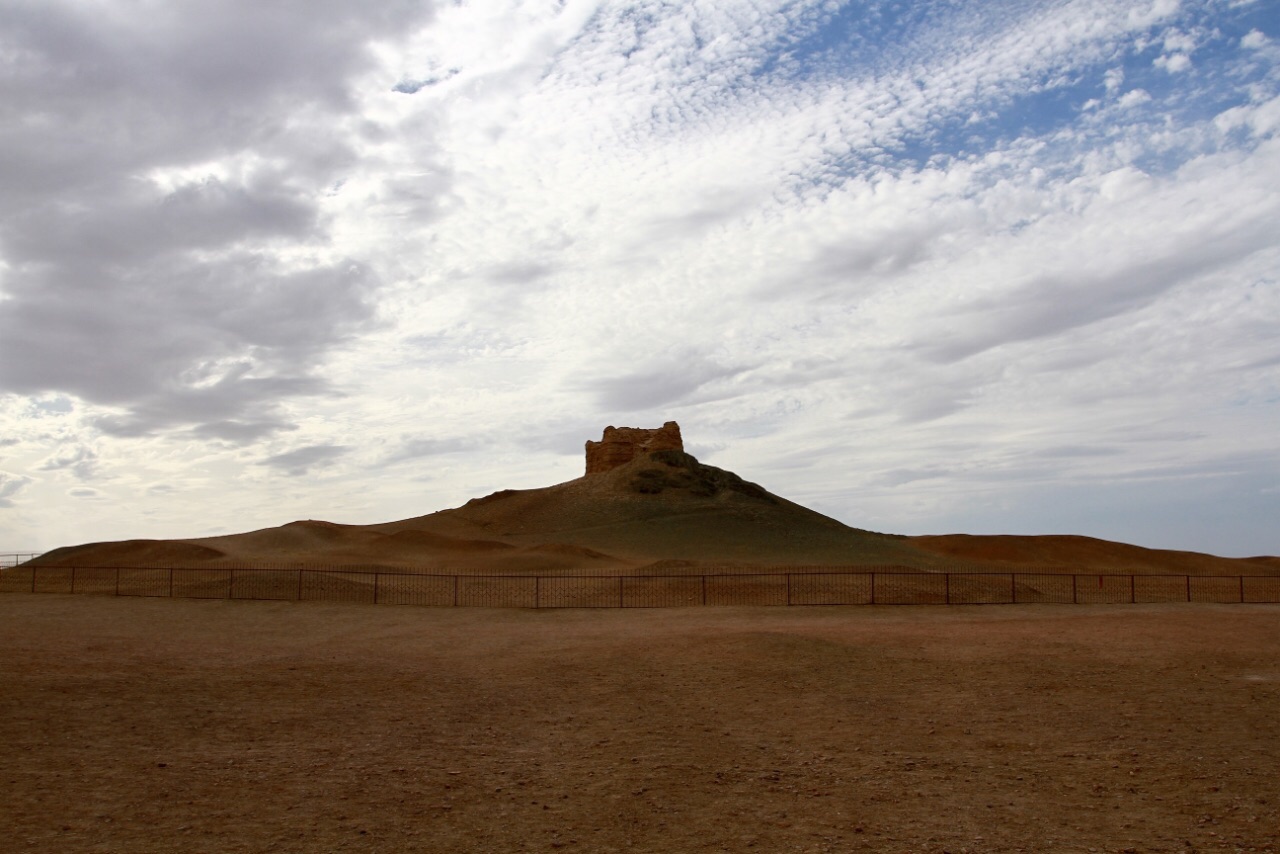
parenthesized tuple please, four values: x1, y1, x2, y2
(1, 0, 1277, 556)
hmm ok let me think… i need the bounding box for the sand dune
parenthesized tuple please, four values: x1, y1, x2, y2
(36, 539, 227, 566)
(910, 533, 1275, 576)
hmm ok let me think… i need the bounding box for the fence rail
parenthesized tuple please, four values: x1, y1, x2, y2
(2, 565, 1279, 607)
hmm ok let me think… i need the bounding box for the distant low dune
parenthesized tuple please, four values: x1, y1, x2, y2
(909, 533, 1273, 576)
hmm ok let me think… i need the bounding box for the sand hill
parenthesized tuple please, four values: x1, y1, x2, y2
(30, 424, 1278, 575)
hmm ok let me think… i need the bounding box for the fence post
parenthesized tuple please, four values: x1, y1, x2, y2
(1071, 574, 1077, 604)
(701, 575, 707, 606)
(453, 575, 459, 607)
(535, 576, 540, 609)
(786, 573, 792, 606)
(618, 575, 624, 608)
(871, 572, 876, 605)
(115, 567, 120, 597)
(169, 567, 174, 598)
(1130, 574, 1135, 604)
(71, 566, 76, 595)
(296, 569, 303, 601)
(374, 572, 380, 605)
(1185, 575, 1190, 603)
(1010, 573, 1016, 604)
(1239, 575, 1245, 604)
(945, 573, 950, 605)
(229, 568, 236, 600)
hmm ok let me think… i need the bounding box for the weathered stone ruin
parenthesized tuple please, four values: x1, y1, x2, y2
(585, 421, 684, 475)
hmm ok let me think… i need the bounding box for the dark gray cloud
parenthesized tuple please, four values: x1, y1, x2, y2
(757, 217, 949, 302)
(0, 1, 433, 203)
(192, 420, 302, 445)
(511, 420, 617, 457)
(38, 446, 98, 480)
(893, 386, 975, 423)
(640, 186, 765, 247)
(0, 0, 437, 441)
(584, 351, 753, 411)
(385, 436, 479, 464)
(1032, 445, 1122, 459)
(875, 466, 953, 488)
(259, 444, 349, 477)
(483, 261, 558, 286)
(1238, 350, 1280, 371)
(0, 255, 375, 439)
(0, 472, 32, 508)
(2, 176, 317, 267)
(916, 216, 1279, 363)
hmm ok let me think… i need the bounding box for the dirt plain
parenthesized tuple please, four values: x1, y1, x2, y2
(2, 594, 1278, 854)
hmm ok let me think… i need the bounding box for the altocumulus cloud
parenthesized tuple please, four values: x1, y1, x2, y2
(0, 0, 1277, 557)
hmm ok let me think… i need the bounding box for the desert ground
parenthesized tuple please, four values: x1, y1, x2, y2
(2, 593, 1278, 853)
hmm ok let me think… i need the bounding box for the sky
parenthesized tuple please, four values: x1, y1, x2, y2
(1, 0, 1278, 558)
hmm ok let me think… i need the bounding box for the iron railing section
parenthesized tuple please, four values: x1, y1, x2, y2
(2, 566, 1279, 607)
(0, 553, 41, 569)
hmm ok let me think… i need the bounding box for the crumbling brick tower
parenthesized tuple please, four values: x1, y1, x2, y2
(584, 421, 684, 475)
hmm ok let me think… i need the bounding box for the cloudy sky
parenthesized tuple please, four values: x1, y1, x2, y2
(1, 0, 1277, 558)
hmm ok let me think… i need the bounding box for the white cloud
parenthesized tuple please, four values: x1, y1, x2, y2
(1117, 88, 1153, 108)
(1156, 53, 1192, 72)
(1161, 28, 1198, 53)
(1127, 0, 1182, 28)
(1215, 94, 1280, 137)
(1241, 29, 1269, 49)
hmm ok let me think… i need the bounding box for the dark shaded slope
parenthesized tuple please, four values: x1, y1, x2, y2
(376, 451, 944, 567)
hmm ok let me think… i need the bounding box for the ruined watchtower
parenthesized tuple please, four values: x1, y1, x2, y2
(584, 421, 684, 475)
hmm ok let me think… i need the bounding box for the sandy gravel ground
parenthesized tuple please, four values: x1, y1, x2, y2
(1, 595, 1278, 853)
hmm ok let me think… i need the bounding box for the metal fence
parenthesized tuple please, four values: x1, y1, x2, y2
(2, 565, 1279, 607)
(0, 553, 41, 569)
